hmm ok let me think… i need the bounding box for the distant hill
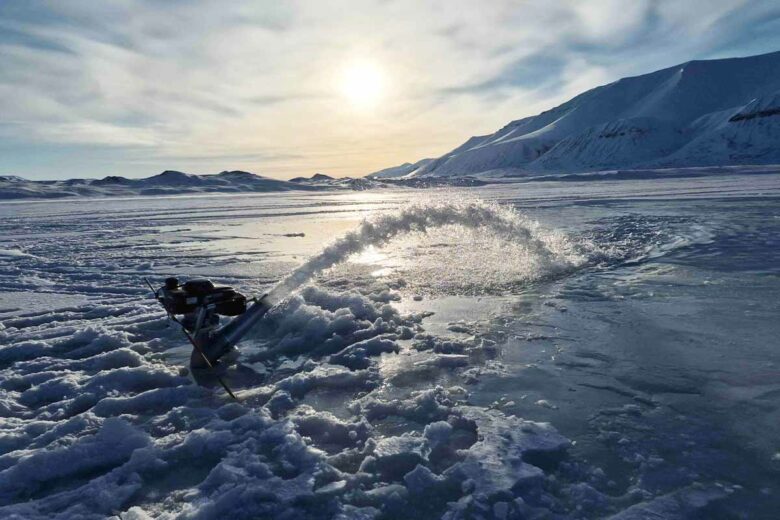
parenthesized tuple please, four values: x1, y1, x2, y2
(289, 172, 388, 190)
(376, 50, 780, 178)
(0, 170, 326, 200)
(289, 172, 335, 183)
(0, 168, 497, 200)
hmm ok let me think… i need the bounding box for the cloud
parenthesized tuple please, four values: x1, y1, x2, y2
(0, 0, 778, 180)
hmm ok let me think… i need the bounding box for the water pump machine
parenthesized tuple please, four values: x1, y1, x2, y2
(147, 277, 272, 394)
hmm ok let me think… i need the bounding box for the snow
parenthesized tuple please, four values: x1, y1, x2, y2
(399, 50, 780, 178)
(0, 249, 33, 258)
(0, 170, 326, 200)
(365, 158, 435, 179)
(287, 174, 389, 191)
(535, 117, 686, 172)
(0, 168, 476, 200)
(0, 418, 149, 505)
(607, 484, 730, 519)
(1, 180, 779, 517)
(657, 89, 780, 167)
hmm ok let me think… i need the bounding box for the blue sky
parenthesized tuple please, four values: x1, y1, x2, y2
(1, 0, 779, 180)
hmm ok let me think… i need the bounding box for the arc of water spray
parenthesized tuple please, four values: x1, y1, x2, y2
(265, 200, 575, 306)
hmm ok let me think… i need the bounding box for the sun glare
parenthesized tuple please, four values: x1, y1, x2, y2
(339, 61, 385, 109)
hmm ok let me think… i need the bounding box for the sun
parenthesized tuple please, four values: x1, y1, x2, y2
(339, 61, 385, 109)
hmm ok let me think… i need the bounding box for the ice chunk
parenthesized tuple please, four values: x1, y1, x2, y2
(609, 484, 729, 519)
(0, 418, 149, 505)
(329, 336, 399, 370)
(292, 408, 372, 451)
(119, 506, 154, 520)
(361, 434, 427, 480)
(274, 364, 377, 398)
(92, 385, 204, 417)
(441, 407, 570, 508)
(352, 386, 465, 423)
(403, 464, 447, 496)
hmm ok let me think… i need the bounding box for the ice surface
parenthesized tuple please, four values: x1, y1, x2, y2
(1, 177, 779, 518)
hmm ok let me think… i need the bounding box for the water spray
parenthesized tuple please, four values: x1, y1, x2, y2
(265, 200, 575, 304)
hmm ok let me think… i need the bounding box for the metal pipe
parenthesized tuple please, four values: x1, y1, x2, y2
(209, 297, 272, 354)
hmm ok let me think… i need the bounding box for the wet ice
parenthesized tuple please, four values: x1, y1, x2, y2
(1, 174, 779, 518)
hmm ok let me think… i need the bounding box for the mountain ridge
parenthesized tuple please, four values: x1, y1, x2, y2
(368, 50, 780, 178)
(0, 170, 325, 200)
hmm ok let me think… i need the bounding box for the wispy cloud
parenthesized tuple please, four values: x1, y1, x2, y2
(0, 0, 778, 179)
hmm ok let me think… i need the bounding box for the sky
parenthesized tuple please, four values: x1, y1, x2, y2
(1, 0, 779, 181)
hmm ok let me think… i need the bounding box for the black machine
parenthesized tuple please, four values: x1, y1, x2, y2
(147, 277, 272, 398)
(157, 278, 247, 321)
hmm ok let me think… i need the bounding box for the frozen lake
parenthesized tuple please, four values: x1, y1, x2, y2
(1, 172, 779, 519)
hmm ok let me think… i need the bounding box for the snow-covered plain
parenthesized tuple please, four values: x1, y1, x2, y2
(1, 171, 779, 519)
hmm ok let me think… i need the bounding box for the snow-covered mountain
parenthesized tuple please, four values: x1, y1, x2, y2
(289, 172, 336, 183)
(0, 170, 325, 200)
(0, 168, 489, 200)
(656, 90, 780, 166)
(289, 173, 389, 190)
(395, 50, 780, 178)
(366, 158, 435, 179)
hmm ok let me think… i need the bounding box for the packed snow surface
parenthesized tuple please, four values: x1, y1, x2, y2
(1, 173, 780, 518)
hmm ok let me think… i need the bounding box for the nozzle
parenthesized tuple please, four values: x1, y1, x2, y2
(216, 296, 272, 350)
(193, 296, 273, 367)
